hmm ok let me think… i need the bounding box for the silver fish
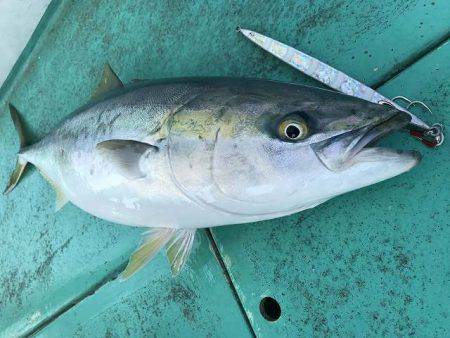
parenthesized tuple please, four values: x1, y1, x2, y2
(4, 65, 420, 278)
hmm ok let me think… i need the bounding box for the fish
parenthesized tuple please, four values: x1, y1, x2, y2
(3, 65, 421, 278)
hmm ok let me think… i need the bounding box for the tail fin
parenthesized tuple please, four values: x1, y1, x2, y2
(3, 104, 28, 194)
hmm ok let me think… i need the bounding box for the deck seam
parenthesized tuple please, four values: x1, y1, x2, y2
(27, 232, 259, 337)
(205, 228, 257, 338)
(26, 262, 128, 337)
(373, 31, 450, 89)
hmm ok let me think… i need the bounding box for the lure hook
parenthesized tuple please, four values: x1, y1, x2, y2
(406, 100, 433, 115)
(381, 97, 443, 147)
(392, 96, 413, 106)
(392, 96, 433, 115)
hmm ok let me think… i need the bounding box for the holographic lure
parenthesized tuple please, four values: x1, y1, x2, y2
(238, 28, 444, 147)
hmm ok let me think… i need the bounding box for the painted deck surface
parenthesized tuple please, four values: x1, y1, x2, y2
(0, 0, 448, 336)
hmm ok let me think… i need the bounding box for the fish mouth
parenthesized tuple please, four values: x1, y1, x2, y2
(312, 110, 421, 171)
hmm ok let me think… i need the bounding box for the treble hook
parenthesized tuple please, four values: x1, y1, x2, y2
(384, 96, 444, 147)
(392, 96, 413, 106)
(407, 101, 433, 115)
(392, 96, 433, 115)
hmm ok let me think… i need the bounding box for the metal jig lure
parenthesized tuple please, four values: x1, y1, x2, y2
(238, 28, 444, 147)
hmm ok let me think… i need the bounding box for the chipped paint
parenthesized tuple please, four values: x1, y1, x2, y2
(28, 311, 42, 325)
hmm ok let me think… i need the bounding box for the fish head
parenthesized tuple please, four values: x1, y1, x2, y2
(167, 82, 420, 219)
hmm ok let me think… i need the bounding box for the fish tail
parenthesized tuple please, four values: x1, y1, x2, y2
(3, 104, 28, 195)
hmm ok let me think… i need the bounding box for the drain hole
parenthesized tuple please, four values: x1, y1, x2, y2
(259, 297, 281, 321)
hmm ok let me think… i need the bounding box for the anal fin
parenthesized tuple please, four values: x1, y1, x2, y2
(120, 228, 175, 280)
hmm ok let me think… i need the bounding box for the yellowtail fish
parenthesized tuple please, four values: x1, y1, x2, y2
(4, 65, 420, 278)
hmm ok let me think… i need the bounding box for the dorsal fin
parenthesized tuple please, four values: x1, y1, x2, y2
(91, 64, 124, 100)
(96, 139, 158, 179)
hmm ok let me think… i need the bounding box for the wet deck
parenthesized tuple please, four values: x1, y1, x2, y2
(0, 0, 448, 336)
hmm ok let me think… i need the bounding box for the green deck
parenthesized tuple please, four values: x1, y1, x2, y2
(0, 0, 448, 337)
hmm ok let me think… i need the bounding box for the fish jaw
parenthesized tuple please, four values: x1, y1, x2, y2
(311, 109, 413, 170)
(323, 147, 421, 197)
(350, 147, 421, 176)
(301, 108, 421, 199)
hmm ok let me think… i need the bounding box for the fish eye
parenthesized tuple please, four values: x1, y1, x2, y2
(277, 117, 309, 141)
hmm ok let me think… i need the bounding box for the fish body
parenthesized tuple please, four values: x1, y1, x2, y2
(6, 72, 420, 277)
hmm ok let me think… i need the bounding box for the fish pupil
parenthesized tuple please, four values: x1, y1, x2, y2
(286, 124, 300, 139)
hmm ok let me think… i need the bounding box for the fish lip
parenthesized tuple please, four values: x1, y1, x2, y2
(352, 147, 421, 167)
(312, 110, 416, 171)
(346, 111, 412, 160)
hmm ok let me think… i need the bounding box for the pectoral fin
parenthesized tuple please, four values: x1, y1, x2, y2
(120, 228, 175, 280)
(166, 229, 196, 275)
(91, 64, 124, 99)
(96, 140, 158, 179)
